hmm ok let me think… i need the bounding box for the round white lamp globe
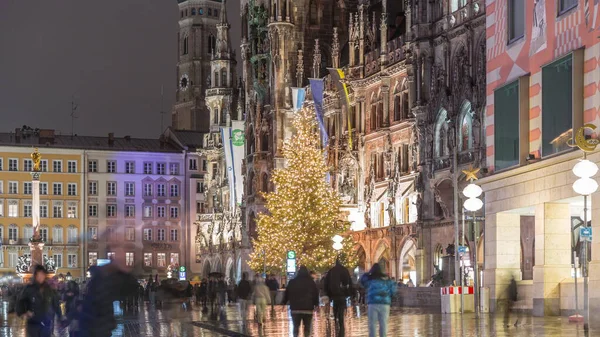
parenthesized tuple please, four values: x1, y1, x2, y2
(573, 159, 599, 178)
(573, 177, 599, 196)
(463, 183, 483, 198)
(464, 197, 483, 212)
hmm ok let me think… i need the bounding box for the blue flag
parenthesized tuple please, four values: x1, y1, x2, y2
(309, 78, 328, 147)
(291, 87, 306, 112)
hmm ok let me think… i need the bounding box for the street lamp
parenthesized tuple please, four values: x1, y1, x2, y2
(462, 166, 483, 316)
(66, 272, 72, 281)
(167, 271, 173, 279)
(332, 235, 344, 251)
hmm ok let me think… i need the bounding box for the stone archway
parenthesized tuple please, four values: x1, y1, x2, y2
(202, 260, 211, 278)
(398, 238, 417, 284)
(225, 257, 235, 284)
(213, 258, 223, 274)
(356, 245, 367, 275)
(373, 241, 391, 275)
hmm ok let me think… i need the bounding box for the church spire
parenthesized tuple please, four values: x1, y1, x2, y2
(219, 0, 227, 25)
(215, 0, 232, 60)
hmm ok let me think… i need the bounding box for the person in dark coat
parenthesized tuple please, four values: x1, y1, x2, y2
(265, 274, 280, 311)
(237, 272, 252, 322)
(199, 279, 208, 310)
(16, 265, 63, 337)
(326, 258, 353, 337)
(283, 266, 319, 337)
(79, 259, 139, 337)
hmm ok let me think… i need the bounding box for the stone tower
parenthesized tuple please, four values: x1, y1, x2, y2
(172, 0, 224, 131)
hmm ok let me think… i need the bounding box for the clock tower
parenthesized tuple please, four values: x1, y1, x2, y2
(172, 0, 223, 131)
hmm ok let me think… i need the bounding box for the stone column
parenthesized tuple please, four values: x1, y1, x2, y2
(532, 203, 571, 316)
(30, 172, 44, 270)
(484, 212, 521, 313)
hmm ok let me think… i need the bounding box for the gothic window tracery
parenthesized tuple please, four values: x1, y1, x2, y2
(261, 173, 269, 193)
(393, 81, 409, 121)
(435, 108, 449, 157)
(458, 101, 473, 151)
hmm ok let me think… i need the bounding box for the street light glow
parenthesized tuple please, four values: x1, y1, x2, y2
(573, 177, 599, 196)
(573, 159, 599, 178)
(462, 183, 483, 199)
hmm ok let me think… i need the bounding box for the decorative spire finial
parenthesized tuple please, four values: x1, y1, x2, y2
(313, 39, 321, 78)
(332, 27, 340, 69)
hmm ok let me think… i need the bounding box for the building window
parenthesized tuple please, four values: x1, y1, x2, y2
(183, 35, 189, 55)
(170, 229, 178, 241)
(9, 181, 17, 194)
(8, 159, 18, 171)
(169, 163, 179, 175)
(88, 160, 98, 172)
(144, 253, 152, 266)
(157, 228, 165, 241)
(170, 184, 179, 197)
(434, 109, 450, 157)
(125, 205, 135, 218)
(170, 206, 179, 219)
(144, 183, 153, 197)
(53, 226, 63, 244)
(88, 252, 98, 266)
(24, 226, 33, 241)
(68, 254, 77, 268)
(143, 228, 152, 241)
(125, 252, 134, 267)
(53, 160, 62, 173)
(67, 161, 77, 173)
(23, 202, 32, 217)
(40, 160, 48, 172)
(170, 253, 179, 265)
(67, 227, 77, 243)
(107, 160, 116, 173)
(53, 202, 63, 218)
(196, 181, 203, 193)
(559, 0, 578, 14)
(24, 159, 32, 172)
(542, 55, 573, 157)
(67, 183, 77, 196)
(125, 161, 135, 174)
(0, 158, 3, 170)
(191, 8, 196, 15)
(68, 202, 78, 218)
(0, 200, 3, 217)
(53, 254, 62, 268)
(157, 206, 166, 218)
(53, 183, 62, 195)
(157, 184, 166, 197)
(309, 0, 318, 25)
(458, 101, 473, 151)
(0, 181, 3, 194)
(157, 253, 166, 267)
(189, 158, 198, 170)
(107, 227, 117, 242)
(143, 162, 153, 174)
(508, 0, 524, 42)
(156, 163, 166, 175)
(88, 181, 97, 195)
(125, 227, 135, 241)
(88, 204, 98, 217)
(107, 252, 115, 261)
(88, 227, 98, 241)
(23, 182, 32, 195)
(9, 252, 17, 267)
(8, 226, 17, 241)
(107, 182, 116, 196)
(107, 204, 117, 217)
(40, 183, 48, 195)
(143, 205, 153, 218)
(125, 182, 135, 196)
(8, 200, 18, 217)
(494, 80, 520, 170)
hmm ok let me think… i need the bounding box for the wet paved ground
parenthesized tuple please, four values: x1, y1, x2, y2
(0, 301, 596, 336)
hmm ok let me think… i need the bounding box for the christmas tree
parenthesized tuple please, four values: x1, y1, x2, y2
(249, 108, 356, 273)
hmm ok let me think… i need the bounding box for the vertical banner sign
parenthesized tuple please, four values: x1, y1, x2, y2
(286, 251, 297, 280)
(222, 122, 245, 209)
(291, 87, 306, 112)
(231, 120, 245, 207)
(308, 78, 329, 147)
(328, 68, 353, 150)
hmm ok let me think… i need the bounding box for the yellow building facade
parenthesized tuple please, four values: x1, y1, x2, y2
(0, 146, 84, 278)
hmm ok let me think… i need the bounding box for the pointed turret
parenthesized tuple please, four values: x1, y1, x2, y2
(215, 0, 232, 60)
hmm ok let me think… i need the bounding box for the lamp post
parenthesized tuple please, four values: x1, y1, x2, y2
(462, 166, 483, 316)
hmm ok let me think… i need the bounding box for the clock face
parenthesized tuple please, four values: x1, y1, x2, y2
(180, 74, 189, 91)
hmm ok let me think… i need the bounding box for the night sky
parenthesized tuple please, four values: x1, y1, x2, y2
(0, 0, 241, 138)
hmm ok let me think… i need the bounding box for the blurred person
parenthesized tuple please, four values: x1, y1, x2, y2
(326, 258, 353, 337)
(237, 273, 252, 322)
(284, 266, 319, 337)
(252, 276, 271, 329)
(199, 279, 208, 310)
(266, 274, 280, 311)
(318, 273, 331, 317)
(79, 245, 139, 337)
(63, 281, 79, 315)
(217, 276, 227, 310)
(66, 300, 83, 337)
(360, 263, 397, 337)
(504, 276, 520, 327)
(16, 265, 63, 337)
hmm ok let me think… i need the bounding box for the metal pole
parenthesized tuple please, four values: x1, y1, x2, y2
(473, 215, 480, 317)
(461, 210, 465, 314)
(453, 140, 460, 287)
(583, 193, 589, 332)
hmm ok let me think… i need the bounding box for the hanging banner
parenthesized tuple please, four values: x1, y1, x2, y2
(221, 127, 236, 210)
(308, 78, 329, 147)
(231, 120, 245, 207)
(328, 68, 353, 150)
(291, 87, 306, 112)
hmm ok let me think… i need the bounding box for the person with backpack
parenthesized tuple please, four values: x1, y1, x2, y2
(283, 266, 319, 337)
(325, 258, 353, 337)
(359, 263, 397, 337)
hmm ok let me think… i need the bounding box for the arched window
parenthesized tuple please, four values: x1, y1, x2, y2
(183, 36, 189, 55)
(261, 132, 269, 152)
(393, 81, 409, 122)
(261, 173, 269, 193)
(401, 82, 409, 119)
(458, 101, 473, 151)
(213, 106, 219, 124)
(247, 128, 255, 155)
(309, 0, 319, 25)
(214, 70, 219, 87)
(370, 104, 377, 131)
(434, 109, 449, 157)
(221, 69, 227, 87)
(247, 171, 254, 195)
(208, 35, 216, 55)
(393, 95, 401, 121)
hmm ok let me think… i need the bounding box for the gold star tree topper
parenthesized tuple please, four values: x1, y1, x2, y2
(462, 165, 480, 182)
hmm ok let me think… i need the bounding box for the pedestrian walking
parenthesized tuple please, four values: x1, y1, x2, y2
(16, 265, 63, 337)
(283, 266, 319, 337)
(252, 276, 271, 328)
(199, 279, 208, 311)
(237, 273, 252, 322)
(266, 274, 280, 312)
(504, 276, 520, 327)
(326, 258, 353, 337)
(318, 273, 331, 317)
(359, 263, 397, 337)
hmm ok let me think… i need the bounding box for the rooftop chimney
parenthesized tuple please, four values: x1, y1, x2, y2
(124, 135, 131, 142)
(38, 129, 55, 145)
(108, 133, 115, 147)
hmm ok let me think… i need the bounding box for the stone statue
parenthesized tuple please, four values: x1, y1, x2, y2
(31, 148, 41, 172)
